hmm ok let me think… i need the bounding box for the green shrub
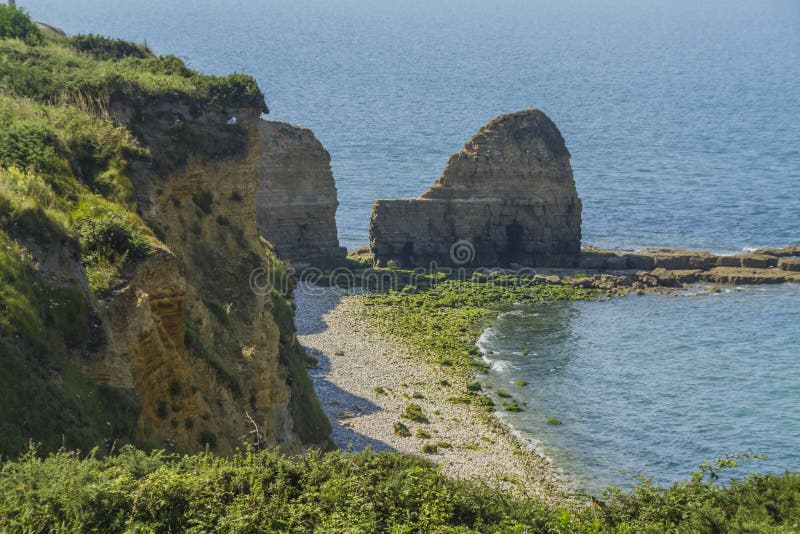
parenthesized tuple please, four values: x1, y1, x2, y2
(0, 38, 265, 111)
(0, 4, 41, 45)
(201, 72, 265, 109)
(0, 96, 144, 201)
(422, 443, 438, 454)
(72, 199, 151, 291)
(393, 422, 411, 437)
(415, 429, 431, 439)
(0, 166, 57, 207)
(401, 404, 428, 424)
(0, 447, 797, 532)
(67, 34, 153, 60)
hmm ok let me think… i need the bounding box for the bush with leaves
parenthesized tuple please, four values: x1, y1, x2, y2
(72, 199, 151, 291)
(1, 446, 798, 532)
(0, 4, 41, 45)
(67, 34, 153, 60)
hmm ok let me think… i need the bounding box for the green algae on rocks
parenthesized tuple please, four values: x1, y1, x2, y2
(358, 275, 600, 406)
(362, 276, 599, 372)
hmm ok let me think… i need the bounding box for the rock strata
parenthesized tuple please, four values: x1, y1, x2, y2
(778, 257, 800, 272)
(256, 121, 346, 268)
(100, 106, 329, 453)
(370, 110, 581, 267)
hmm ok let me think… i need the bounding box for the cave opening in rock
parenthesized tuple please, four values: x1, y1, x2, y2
(400, 241, 415, 266)
(504, 223, 524, 262)
(297, 224, 309, 248)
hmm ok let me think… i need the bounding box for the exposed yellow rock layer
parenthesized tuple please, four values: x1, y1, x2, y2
(52, 106, 327, 454)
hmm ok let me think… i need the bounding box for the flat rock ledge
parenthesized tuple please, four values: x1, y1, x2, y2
(552, 245, 800, 292)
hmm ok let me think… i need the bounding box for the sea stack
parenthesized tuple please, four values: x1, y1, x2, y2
(370, 109, 582, 267)
(256, 121, 346, 268)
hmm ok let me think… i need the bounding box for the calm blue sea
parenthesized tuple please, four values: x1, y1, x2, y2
(478, 286, 800, 490)
(24, 0, 800, 489)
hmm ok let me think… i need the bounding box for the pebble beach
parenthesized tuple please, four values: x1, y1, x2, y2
(295, 284, 563, 500)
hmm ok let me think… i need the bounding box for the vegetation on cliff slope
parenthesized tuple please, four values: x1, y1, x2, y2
(0, 14, 264, 110)
(0, 6, 189, 454)
(1, 446, 798, 533)
(0, 5, 318, 456)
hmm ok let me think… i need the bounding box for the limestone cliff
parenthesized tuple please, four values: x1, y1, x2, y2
(370, 110, 581, 267)
(99, 105, 308, 453)
(256, 121, 346, 268)
(0, 30, 330, 455)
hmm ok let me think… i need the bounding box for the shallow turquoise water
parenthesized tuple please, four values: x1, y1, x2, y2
(479, 285, 800, 490)
(23, 0, 800, 489)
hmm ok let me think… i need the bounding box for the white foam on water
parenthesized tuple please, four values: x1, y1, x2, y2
(491, 360, 516, 373)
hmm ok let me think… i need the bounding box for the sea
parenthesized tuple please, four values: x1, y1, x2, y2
(24, 0, 800, 490)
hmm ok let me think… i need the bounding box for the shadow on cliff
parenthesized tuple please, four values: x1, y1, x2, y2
(306, 350, 393, 452)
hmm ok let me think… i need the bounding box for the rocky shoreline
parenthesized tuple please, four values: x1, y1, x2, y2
(295, 284, 564, 501)
(473, 245, 800, 295)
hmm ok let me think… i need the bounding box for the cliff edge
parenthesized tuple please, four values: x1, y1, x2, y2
(0, 18, 329, 455)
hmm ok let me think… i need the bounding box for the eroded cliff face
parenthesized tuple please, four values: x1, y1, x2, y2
(4, 102, 329, 456)
(256, 121, 346, 268)
(370, 110, 582, 267)
(103, 104, 328, 453)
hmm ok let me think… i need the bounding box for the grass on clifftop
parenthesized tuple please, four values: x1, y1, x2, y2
(1, 446, 798, 533)
(0, 94, 155, 292)
(0, 6, 264, 110)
